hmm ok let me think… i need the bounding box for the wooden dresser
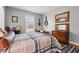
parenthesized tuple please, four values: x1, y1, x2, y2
(52, 31, 69, 44)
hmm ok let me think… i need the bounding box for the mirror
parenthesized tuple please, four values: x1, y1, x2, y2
(58, 18, 66, 22)
(55, 11, 69, 23)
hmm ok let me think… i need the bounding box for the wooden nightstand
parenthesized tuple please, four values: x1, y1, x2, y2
(13, 30, 20, 34)
(52, 31, 69, 44)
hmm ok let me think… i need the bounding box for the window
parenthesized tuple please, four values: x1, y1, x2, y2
(26, 15, 34, 32)
(0, 6, 4, 29)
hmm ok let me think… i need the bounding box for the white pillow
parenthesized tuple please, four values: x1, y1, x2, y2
(0, 31, 4, 37)
(4, 31, 15, 44)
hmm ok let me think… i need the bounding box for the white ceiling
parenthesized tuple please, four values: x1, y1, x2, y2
(8, 6, 59, 15)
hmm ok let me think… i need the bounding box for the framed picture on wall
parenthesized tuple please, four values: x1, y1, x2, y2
(55, 11, 70, 23)
(12, 16, 18, 22)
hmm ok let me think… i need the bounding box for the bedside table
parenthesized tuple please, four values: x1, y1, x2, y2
(13, 30, 20, 34)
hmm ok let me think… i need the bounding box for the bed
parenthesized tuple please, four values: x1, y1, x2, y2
(6, 32, 62, 53)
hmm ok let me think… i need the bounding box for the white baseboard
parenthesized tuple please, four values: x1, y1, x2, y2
(69, 41, 79, 46)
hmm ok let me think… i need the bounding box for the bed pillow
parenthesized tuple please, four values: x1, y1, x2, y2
(4, 31, 15, 44)
(0, 31, 4, 37)
(0, 37, 9, 52)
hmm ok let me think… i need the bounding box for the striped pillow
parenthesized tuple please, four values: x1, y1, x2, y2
(4, 31, 15, 44)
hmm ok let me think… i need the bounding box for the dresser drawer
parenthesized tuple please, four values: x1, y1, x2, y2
(52, 31, 69, 44)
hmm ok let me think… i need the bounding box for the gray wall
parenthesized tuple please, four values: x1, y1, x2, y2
(5, 6, 79, 44)
(5, 7, 43, 33)
(43, 6, 79, 43)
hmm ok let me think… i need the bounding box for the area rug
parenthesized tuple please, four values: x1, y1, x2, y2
(60, 43, 79, 53)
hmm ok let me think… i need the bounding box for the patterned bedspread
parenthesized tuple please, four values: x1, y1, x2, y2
(7, 32, 62, 53)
